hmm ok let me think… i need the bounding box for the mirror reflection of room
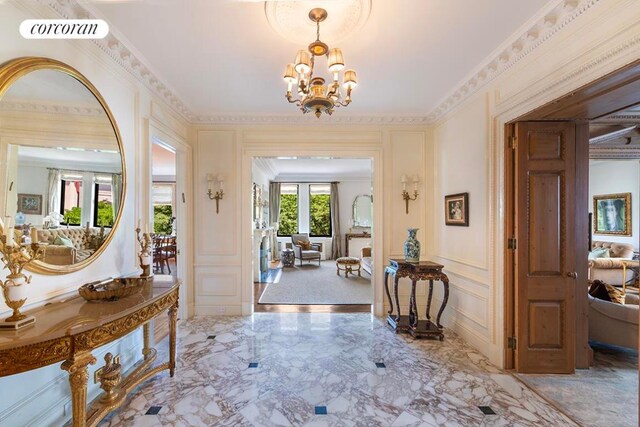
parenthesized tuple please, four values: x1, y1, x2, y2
(0, 69, 123, 269)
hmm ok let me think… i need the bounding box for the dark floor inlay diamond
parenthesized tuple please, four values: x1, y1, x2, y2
(145, 406, 162, 415)
(375, 362, 386, 368)
(248, 362, 259, 368)
(207, 335, 216, 340)
(478, 406, 496, 415)
(315, 406, 328, 415)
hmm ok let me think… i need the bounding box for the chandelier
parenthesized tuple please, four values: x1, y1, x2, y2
(283, 8, 358, 118)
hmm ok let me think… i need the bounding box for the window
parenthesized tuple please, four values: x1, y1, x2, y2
(309, 184, 331, 237)
(60, 179, 83, 226)
(153, 183, 175, 234)
(93, 183, 114, 227)
(278, 184, 299, 236)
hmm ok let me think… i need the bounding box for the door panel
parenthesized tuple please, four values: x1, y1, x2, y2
(515, 121, 576, 373)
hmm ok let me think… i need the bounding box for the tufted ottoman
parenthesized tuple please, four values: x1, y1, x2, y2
(336, 257, 361, 278)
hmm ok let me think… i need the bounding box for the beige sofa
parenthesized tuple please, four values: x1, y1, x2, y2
(588, 293, 638, 349)
(361, 247, 372, 275)
(36, 228, 103, 265)
(588, 241, 636, 286)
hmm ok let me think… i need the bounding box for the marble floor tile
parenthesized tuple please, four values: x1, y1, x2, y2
(101, 313, 581, 427)
(517, 342, 638, 427)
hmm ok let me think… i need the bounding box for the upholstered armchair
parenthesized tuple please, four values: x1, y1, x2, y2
(291, 233, 322, 266)
(588, 241, 636, 286)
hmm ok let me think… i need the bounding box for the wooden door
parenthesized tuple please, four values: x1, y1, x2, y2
(514, 121, 576, 374)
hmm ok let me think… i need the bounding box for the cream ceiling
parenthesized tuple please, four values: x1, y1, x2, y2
(91, 0, 550, 118)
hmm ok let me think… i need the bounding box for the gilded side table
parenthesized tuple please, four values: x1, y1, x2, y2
(384, 259, 449, 340)
(0, 276, 180, 427)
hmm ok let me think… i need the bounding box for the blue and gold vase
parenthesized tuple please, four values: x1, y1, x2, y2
(404, 228, 421, 262)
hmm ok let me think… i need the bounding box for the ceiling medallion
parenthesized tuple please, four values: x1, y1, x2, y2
(265, 0, 372, 46)
(283, 8, 357, 118)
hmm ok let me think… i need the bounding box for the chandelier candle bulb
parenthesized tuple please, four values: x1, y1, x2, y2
(294, 50, 311, 74)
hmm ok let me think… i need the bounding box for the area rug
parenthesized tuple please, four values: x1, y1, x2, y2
(258, 261, 372, 305)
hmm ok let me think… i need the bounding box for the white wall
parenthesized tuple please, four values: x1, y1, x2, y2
(0, 3, 189, 426)
(589, 160, 640, 250)
(194, 128, 429, 317)
(16, 164, 48, 225)
(338, 180, 372, 250)
(429, 0, 640, 366)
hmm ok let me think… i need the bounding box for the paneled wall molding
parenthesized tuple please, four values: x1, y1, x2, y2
(436, 255, 489, 272)
(440, 266, 491, 288)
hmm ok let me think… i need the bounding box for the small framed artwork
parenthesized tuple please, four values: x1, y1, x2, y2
(593, 193, 631, 236)
(17, 193, 42, 215)
(445, 192, 469, 226)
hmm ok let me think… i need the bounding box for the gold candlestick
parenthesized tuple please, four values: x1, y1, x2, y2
(0, 233, 45, 330)
(136, 227, 153, 278)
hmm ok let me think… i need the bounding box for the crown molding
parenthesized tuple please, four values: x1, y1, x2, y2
(427, 0, 600, 123)
(253, 158, 278, 179)
(38, 0, 195, 121)
(192, 114, 430, 126)
(33, 0, 603, 126)
(590, 145, 640, 159)
(0, 100, 105, 116)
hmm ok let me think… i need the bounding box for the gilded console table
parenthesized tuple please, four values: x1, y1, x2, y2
(0, 275, 180, 427)
(384, 259, 449, 340)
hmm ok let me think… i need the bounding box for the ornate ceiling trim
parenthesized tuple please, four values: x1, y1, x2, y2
(0, 100, 105, 116)
(265, 0, 372, 46)
(589, 145, 640, 159)
(192, 114, 429, 126)
(427, 0, 601, 123)
(32, 0, 609, 126)
(38, 0, 195, 121)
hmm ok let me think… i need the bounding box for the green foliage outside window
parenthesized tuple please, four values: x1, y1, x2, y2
(154, 205, 174, 234)
(96, 200, 114, 227)
(278, 194, 298, 236)
(63, 207, 81, 225)
(310, 194, 331, 236)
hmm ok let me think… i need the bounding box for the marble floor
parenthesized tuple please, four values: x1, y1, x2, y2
(102, 314, 577, 426)
(518, 342, 638, 427)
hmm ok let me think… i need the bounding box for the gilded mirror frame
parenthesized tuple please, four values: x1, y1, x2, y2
(352, 194, 373, 227)
(0, 57, 126, 274)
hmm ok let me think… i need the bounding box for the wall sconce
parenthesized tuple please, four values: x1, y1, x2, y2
(206, 174, 224, 214)
(401, 174, 419, 214)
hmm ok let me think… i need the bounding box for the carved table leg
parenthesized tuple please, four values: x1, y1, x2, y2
(168, 302, 178, 377)
(426, 280, 434, 321)
(142, 322, 152, 359)
(393, 274, 401, 322)
(436, 277, 450, 330)
(61, 351, 97, 427)
(384, 268, 393, 316)
(409, 279, 418, 328)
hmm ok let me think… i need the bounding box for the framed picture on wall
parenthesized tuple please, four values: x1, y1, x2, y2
(17, 193, 42, 215)
(444, 192, 469, 226)
(593, 192, 631, 236)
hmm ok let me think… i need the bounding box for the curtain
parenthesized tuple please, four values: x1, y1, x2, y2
(46, 169, 60, 215)
(330, 182, 342, 259)
(111, 173, 123, 219)
(269, 182, 281, 260)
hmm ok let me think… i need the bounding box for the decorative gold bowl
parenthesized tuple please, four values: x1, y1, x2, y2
(79, 277, 149, 302)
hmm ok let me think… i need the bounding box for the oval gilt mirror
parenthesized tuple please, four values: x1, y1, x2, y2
(352, 194, 372, 227)
(0, 57, 125, 274)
